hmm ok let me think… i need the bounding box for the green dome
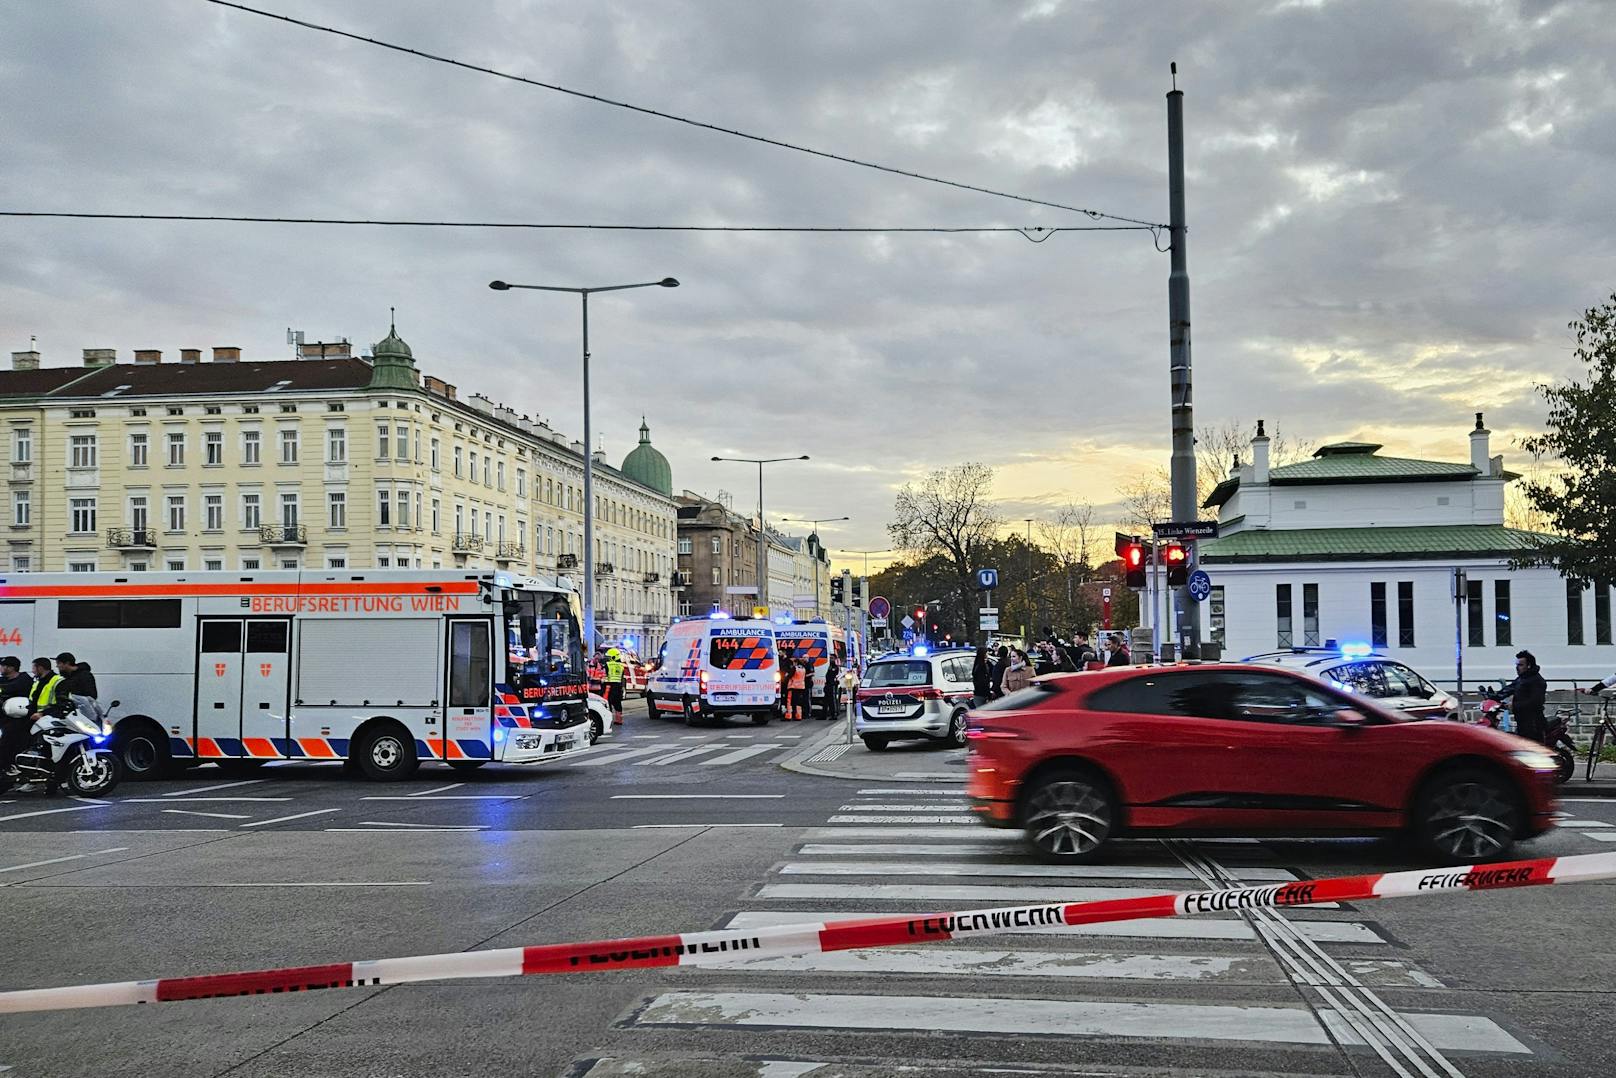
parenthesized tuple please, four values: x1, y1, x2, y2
(621, 418, 672, 496)
(368, 311, 418, 390)
(373, 318, 413, 360)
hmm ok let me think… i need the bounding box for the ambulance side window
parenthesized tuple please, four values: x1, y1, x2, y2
(449, 621, 491, 708)
(201, 622, 242, 652)
(246, 622, 288, 653)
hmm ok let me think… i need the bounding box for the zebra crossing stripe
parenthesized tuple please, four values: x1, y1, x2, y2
(5, 852, 1609, 1014)
(776, 861, 1300, 882)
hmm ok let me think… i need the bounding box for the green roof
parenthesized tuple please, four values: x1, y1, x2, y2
(619, 419, 672, 496)
(1201, 441, 1515, 509)
(1198, 524, 1553, 564)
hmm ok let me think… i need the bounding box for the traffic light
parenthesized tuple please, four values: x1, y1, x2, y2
(1123, 542, 1147, 588)
(851, 578, 864, 608)
(915, 607, 925, 622)
(831, 577, 845, 604)
(1163, 542, 1189, 586)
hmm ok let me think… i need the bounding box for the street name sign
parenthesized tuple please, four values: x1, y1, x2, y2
(1151, 521, 1220, 540)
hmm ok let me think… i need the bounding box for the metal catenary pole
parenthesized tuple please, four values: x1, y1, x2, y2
(1167, 64, 1201, 658)
(581, 291, 596, 651)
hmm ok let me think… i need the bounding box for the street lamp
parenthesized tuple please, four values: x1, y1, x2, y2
(489, 275, 679, 651)
(711, 454, 810, 618)
(781, 515, 850, 616)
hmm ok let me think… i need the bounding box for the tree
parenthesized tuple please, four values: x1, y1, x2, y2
(1195, 418, 1316, 506)
(888, 463, 1001, 637)
(1040, 501, 1101, 620)
(1516, 293, 1616, 585)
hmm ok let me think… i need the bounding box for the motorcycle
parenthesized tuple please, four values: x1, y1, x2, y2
(0, 696, 124, 797)
(1479, 686, 1575, 784)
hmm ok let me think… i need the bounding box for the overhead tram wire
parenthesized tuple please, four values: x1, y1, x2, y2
(200, 0, 1166, 231)
(0, 212, 1147, 243)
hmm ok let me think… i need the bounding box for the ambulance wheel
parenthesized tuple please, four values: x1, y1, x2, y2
(751, 712, 771, 726)
(354, 723, 420, 782)
(589, 713, 604, 744)
(645, 693, 659, 721)
(681, 695, 698, 726)
(114, 720, 169, 780)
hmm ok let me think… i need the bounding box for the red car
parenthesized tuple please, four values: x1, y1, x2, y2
(966, 664, 1559, 864)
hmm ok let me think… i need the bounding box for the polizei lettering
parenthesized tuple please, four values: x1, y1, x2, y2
(1180, 883, 1317, 914)
(1416, 866, 1537, 891)
(565, 936, 763, 968)
(908, 905, 1067, 938)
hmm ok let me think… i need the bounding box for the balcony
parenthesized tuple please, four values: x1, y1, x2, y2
(259, 524, 308, 546)
(452, 533, 484, 554)
(643, 571, 661, 584)
(671, 571, 692, 587)
(107, 527, 157, 550)
(494, 542, 526, 563)
(596, 562, 615, 577)
(556, 553, 579, 570)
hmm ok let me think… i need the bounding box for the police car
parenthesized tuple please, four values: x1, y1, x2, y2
(854, 645, 976, 751)
(1244, 645, 1460, 721)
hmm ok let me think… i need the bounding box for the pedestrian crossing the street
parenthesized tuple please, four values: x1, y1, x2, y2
(578, 783, 1536, 1076)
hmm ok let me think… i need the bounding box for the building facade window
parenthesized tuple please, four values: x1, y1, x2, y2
(280, 493, 299, 527)
(712, 536, 722, 555)
(712, 567, 722, 585)
(69, 434, 97, 469)
(1209, 585, 1225, 649)
(205, 558, 223, 572)
(12, 490, 28, 527)
(204, 494, 223, 532)
(69, 497, 96, 534)
(377, 490, 391, 527)
(242, 557, 260, 570)
(1568, 581, 1586, 645)
(497, 462, 506, 491)
(242, 430, 260, 465)
(678, 537, 692, 555)
(516, 468, 526, 497)
(1301, 583, 1320, 647)
(12, 428, 30, 464)
(129, 432, 148, 467)
(431, 498, 441, 534)
(166, 432, 185, 466)
(454, 445, 463, 477)
(430, 438, 440, 471)
(165, 495, 185, 533)
(241, 493, 261, 530)
(279, 428, 299, 464)
(128, 496, 147, 531)
(204, 430, 224, 466)
(397, 488, 410, 529)
(483, 457, 491, 487)
(167, 559, 185, 572)
(1597, 584, 1612, 647)
(328, 492, 347, 530)
(395, 425, 409, 461)
(328, 427, 347, 463)
(1397, 582, 1416, 647)
(68, 561, 97, 573)
(1495, 580, 1512, 647)
(1370, 582, 1388, 648)
(1467, 578, 1485, 648)
(376, 423, 390, 459)
(327, 557, 347, 569)
(1275, 584, 1292, 647)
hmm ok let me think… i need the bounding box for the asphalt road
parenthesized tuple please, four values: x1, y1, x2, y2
(3, 714, 1614, 1078)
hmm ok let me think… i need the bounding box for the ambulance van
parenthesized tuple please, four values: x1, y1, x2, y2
(646, 617, 779, 725)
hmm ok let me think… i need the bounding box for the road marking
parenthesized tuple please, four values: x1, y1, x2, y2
(360, 795, 519, 801)
(631, 735, 659, 740)
(0, 848, 129, 875)
(776, 861, 1299, 882)
(679, 735, 703, 740)
(568, 747, 667, 767)
(807, 826, 1019, 840)
(358, 821, 484, 830)
(893, 773, 965, 781)
(699, 745, 779, 766)
(798, 842, 1026, 856)
(162, 809, 251, 820)
(825, 815, 975, 824)
(632, 823, 783, 829)
(721, 910, 1385, 944)
(324, 829, 482, 834)
(854, 788, 970, 795)
(1567, 820, 1614, 828)
(69, 828, 229, 833)
(206, 881, 431, 887)
(773, 734, 803, 740)
(611, 794, 784, 800)
(123, 797, 292, 803)
(1583, 831, 1616, 842)
(700, 947, 1278, 984)
(0, 803, 112, 823)
(1558, 797, 1616, 803)
(239, 809, 342, 828)
(759, 882, 1169, 903)
(70, 795, 111, 805)
(641, 746, 724, 766)
(724, 733, 756, 739)
(162, 779, 265, 797)
(629, 992, 1526, 1052)
(409, 783, 463, 797)
(838, 804, 969, 812)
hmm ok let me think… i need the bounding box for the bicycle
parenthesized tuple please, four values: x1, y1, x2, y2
(1580, 691, 1616, 782)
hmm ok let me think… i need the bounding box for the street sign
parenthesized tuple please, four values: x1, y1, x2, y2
(979, 606, 998, 615)
(979, 614, 1000, 631)
(1188, 569, 1213, 602)
(1102, 587, 1112, 598)
(976, 568, 999, 590)
(1151, 520, 1220, 540)
(902, 629, 915, 642)
(870, 617, 888, 629)
(901, 615, 915, 629)
(868, 596, 891, 620)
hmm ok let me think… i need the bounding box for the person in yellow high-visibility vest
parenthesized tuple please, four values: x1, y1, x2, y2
(603, 648, 627, 726)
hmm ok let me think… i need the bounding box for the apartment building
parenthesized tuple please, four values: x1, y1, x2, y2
(673, 491, 831, 619)
(1, 326, 678, 653)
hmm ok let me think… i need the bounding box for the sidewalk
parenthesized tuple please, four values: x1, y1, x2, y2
(780, 715, 966, 783)
(778, 717, 1616, 796)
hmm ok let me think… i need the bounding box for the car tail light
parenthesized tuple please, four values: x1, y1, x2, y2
(914, 687, 943, 700)
(700, 671, 709, 686)
(965, 727, 1023, 741)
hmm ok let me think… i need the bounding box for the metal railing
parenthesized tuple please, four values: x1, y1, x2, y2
(494, 542, 526, 561)
(452, 533, 484, 554)
(643, 571, 661, 584)
(106, 527, 157, 549)
(595, 562, 615, 576)
(258, 524, 307, 545)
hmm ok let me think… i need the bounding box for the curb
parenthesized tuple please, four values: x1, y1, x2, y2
(1564, 782, 1616, 799)
(778, 716, 864, 780)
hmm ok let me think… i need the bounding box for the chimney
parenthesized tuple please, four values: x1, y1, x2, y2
(1470, 412, 1490, 473)
(212, 346, 241, 364)
(592, 449, 606, 464)
(442, 381, 456, 401)
(83, 348, 116, 368)
(180, 349, 201, 365)
(10, 350, 40, 372)
(134, 349, 162, 365)
(297, 340, 351, 360)
(423, 375, 448, 396)
(570, 440, 586, 456)
(1251, 418, 1271, 484)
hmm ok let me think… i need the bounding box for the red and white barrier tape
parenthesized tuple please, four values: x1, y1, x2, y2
(4, 850, 1613, 1015)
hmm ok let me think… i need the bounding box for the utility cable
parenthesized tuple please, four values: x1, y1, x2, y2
(201, 0, 1166, 229)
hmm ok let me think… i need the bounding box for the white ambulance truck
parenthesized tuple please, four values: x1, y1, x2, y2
(645, 616, 780, 725)
(0, 569, 593, 781)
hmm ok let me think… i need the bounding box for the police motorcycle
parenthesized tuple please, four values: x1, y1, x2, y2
(0, 694, 123, 797)
(1479, 685, 1576, 784)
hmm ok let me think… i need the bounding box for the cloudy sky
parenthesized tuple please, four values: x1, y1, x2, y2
(3, 0, 1610, 569)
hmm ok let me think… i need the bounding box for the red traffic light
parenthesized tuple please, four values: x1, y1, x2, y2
(1123, 542, 1146, 588)
(915, 608, 925, 620)
(1163, 542, 1189, 586)
(1126, 545, 1144, 568)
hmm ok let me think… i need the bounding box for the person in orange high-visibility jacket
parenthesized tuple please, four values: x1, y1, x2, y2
(786, 657, 808, 721)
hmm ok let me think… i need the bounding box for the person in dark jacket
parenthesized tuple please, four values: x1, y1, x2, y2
(52, 652, 98, 714)
(1065, 632, 1099, 670)
(0, 655, 34, 777)
(1104, 635, 1132, 668)
(1497, 650, 1547, 743)
(990, 645, 1010, 699)
(971, 646, 993, 707)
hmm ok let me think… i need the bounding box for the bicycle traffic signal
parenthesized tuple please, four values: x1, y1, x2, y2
(1163, 542, 1189, 586)
(1123, 542, 1147, 588)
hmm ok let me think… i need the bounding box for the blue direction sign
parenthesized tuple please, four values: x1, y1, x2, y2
(976, 568, 999, 590)
(1188, 569, 1213, 602)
